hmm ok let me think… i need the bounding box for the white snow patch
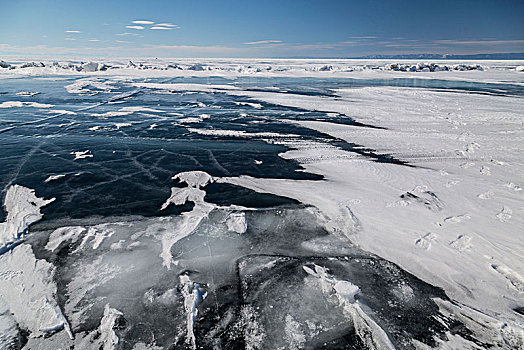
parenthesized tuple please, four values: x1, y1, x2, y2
(0, 185, 55, 251)
(45, 226, 86, 252)
(44, 174, 67, 183)
(0, 244, 72, 339)
(234, 101, 263, 109)
(16, 91, 40, 97)
(179, 274, 207, 349)
(0, 101, 54, 108)
(187, 127, 298, 138)
(99, 304, 124, 350)
(71, 150, 93, 160)
(172, 170, 214, 188)
(159, 171, 215, 269)
(226, 212, 247, 234)
(47, 109, 77, 115)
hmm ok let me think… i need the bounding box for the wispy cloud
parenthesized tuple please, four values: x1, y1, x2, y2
(132, 20, 154, 24)
(126, 25, 144, 30)
(351, 36, 376, 39)
(151, 26, 173, 30)
(116, 40, 130, 43)
(65, 30, 81, 33)
(65, 38, 76, 41)
(88, 39, 100, 42)
(156, 23, 178, 27)
(116, 32, 139, 36)
(435, 39, 524, 45)
(244, 40, 283, 45)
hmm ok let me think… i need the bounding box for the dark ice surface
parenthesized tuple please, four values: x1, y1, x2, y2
(1, 74, 511, 349)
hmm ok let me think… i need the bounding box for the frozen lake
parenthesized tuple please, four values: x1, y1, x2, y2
(1, 60, 523, 349)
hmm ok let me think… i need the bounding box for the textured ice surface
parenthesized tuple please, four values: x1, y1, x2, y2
(0, 61, 523, 349)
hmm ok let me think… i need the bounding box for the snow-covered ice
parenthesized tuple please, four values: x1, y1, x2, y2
(1, 58, 523, 349)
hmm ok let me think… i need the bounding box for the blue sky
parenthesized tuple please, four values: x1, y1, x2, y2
(1, 0, 523, 57)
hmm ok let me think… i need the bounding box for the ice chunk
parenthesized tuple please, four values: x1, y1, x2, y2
(0, 244, 72, 339)
(81, 62, 99, 72)
(187, 63, 205, 71)
(303, 264, 395, 349)
(226, 212, 247, 234)
(0, 185, 55, 252)
(333, 281, 360, 304)
(0, 299, 19, 349)
(99, 304, 124, 350)
(45, 174, 67, 183)
(161, 187, 206, 210)
(45, 226, 86, 252)
(15, 91, 40, 97)
(179, 274, 207, 349)
(172, 171, 213, 188)
(71, 150, 93, 160)
(160, 171, 216, 268)
(234, 101, 263, 109)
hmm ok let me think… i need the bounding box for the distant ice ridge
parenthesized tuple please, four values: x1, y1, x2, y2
(0, 58, 501, 77)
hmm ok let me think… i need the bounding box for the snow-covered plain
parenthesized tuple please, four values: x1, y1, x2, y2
(0, 58, 523, 349)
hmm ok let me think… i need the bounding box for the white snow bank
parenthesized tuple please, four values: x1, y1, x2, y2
(0, 185, 55, 252)
(187, 127, 298, 139)
(217, 85, 524, 328)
